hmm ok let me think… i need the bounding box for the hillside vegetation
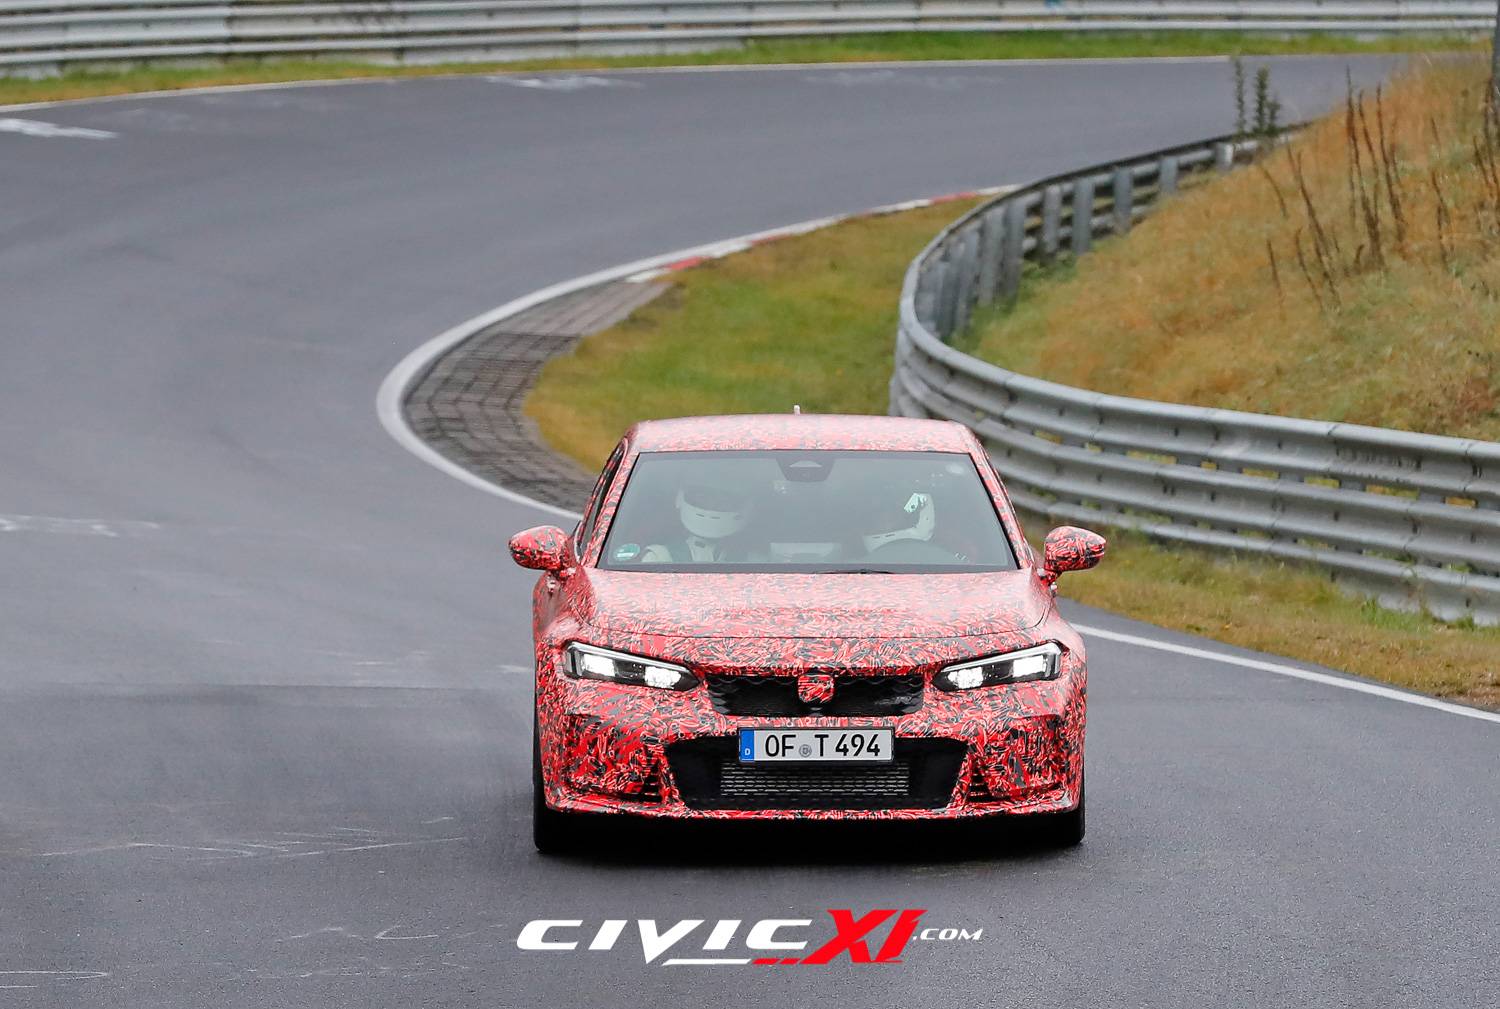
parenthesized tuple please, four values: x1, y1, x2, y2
(964, 55, 1500, 440)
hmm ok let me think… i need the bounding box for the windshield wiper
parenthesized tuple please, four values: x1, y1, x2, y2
(816, 567, 895, 574)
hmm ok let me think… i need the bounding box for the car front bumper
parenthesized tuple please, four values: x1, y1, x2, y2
(537, 652, 1086, 821)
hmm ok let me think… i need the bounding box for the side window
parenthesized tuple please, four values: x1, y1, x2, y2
(576, 443, 624, 557)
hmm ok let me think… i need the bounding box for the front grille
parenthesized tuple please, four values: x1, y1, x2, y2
(667, 737, 965, 810)
(706, 674, 924, 717)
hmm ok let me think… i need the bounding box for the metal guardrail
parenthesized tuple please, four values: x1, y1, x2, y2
(0, 1, 1493, 76)
(888, 133, 1500, 624)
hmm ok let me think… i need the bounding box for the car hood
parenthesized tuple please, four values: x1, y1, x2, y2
(574, 569, 1050, 639)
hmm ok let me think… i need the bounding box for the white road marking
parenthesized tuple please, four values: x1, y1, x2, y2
(278, 836, 466, 858)
(0, 117, 116, 139)
(34, 842, 253, 859)
(0, 513, 157, 537)
(0, 971, 109, 989)
(1076, 623, 1500, 726)
(282, 925, 361, 941)
(374, 924, 441, 940)
(492, 75, 640, 90)
(34, 835, 467, 859)
(804, 69, 1012, 90)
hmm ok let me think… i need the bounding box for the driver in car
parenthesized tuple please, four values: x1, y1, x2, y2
(640, 479, 754, 563)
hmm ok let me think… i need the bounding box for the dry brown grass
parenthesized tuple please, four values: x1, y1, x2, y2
(967, 55, 1500, 440)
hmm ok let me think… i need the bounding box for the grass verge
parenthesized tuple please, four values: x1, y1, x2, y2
(0, 31, 1474, 107)
(526, 197, 1500, 708)
(528, 199, 979, 467)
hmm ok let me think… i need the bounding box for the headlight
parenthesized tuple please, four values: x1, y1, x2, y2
(563, 642, 697, 691)
(935, 642, 1062, 691)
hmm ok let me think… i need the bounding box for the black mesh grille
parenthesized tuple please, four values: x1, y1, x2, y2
(667, 737, 965, 811)
(705, 674, 924, 717)
(719, 762, 910, 800)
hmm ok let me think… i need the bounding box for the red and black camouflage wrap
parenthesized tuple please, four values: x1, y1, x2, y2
(1041, 526, 1107, 585)
(519, 414, 1101, 822)
(510, 524, 574, 572)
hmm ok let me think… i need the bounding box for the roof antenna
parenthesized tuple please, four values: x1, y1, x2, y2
(792, 404, 802, 415)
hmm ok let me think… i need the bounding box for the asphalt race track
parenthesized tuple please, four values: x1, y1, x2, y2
(3, 56, 1497, 1008)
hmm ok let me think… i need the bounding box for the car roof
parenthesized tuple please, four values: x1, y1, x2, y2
(625, 414, 978, 453)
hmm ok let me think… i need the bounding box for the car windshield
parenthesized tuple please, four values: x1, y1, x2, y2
(598, 449, 1018, 573)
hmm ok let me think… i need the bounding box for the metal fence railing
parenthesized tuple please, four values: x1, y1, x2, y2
(0, 1, 1493, 76)
(888, 133, 1500, 625)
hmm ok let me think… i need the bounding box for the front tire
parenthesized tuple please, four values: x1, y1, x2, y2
(1038, 777, 1085, 848)
(532, 720, 579, 855)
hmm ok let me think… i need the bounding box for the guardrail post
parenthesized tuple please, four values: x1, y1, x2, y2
(933, 256, 957, 338)
(1040, 185, 1062, 263)
(1112, 167, 1133, 234)
(976, 207, 1005, 307)
(1215, 142, 1235, 172)
(1159, 155, 1179, 195)
(914, 267, 940, 332)
(952, 229, 979, 335)
(998, 198, 1026, 303)
(1071, 177, 1094, 256)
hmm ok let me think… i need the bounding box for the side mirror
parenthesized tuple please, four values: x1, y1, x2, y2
(1041, 526, 1106, 584)
(509, 525, 576, 575)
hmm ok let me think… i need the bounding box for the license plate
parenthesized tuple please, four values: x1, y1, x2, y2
(737, 727, 893, 763)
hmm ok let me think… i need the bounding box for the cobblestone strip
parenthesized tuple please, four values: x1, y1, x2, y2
(402, 280, 666, 512)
